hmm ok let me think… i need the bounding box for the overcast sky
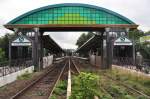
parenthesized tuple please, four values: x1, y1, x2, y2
(0, 0, 150, 49)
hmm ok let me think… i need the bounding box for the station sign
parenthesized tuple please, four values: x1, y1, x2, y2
(11, 36, 31, 46)
(114, 36, 132, 46)
(140, 36, 150, 43)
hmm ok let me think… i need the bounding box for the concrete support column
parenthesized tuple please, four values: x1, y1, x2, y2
(33, 28, 40, 71)
(105, 28, 112, 69)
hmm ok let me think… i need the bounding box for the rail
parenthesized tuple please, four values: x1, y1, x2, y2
(66, 58, 80, 99)
(103, 73, 150, 98)
(10, 59, 67, 99)
(70, 58, 80, 74)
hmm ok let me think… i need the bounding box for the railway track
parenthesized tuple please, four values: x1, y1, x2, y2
(74, 58, 150, 98)
(49, 57, 80, 99)
(10, 59, 67, 99)
(70, 58, 80, 74)
(10, 57, 80, 99)
(103, 74, 150, 98)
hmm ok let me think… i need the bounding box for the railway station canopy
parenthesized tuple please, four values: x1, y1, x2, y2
(76, 35, 101, 52)
(5, 3, 138, 31)
(4, 3, 138, 69)
(42, 35, 63, 53)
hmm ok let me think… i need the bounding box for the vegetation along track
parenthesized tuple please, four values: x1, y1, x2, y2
(103, 73, 150, 98)
(10, 59, 67, 99)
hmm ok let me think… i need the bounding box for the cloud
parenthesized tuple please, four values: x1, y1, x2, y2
(0, 19, 13, 36)
(44, 32, 86, 49)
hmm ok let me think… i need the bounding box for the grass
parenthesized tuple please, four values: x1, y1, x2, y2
(17, 71, 32, 80)
(0, 86, 7, 91)
(36, 90, 45, 96)
(103, 67, 150, 96)
(50, 80, 67, 99)
(77, 62, 150, 98)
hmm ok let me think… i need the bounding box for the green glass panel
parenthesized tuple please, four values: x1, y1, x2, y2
(13, 6, 132, 24)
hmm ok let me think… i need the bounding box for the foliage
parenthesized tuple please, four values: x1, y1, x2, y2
(51, 80, 67, 99)
(76, 32, 94, 47)
(17, 71, 32, 80)
(128, 29, 144, 41)
(0, 86, 7, 91)
(145, 31, 150, 35)
(0, 34, 10, 60)
(137, 95, 149, 99)
(106, 84, 131, 98)
(129, 29, 150, 59)
(53, 80, 67, 95)
(0, 33, 15, 60)
(70, 72, 100, 99)
(137, 42, 150, 59)
(36, 91, 45, 96)
(0, 48, 6, 62)
(50, 95, 57, 99)
(107, 68, 150, 96)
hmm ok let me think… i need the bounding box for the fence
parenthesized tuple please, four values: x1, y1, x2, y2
(0, 58, 33, 77)
(113, 57, 150, 74)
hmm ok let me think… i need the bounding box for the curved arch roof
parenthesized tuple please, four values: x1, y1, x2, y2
(7, 3, 135, 25)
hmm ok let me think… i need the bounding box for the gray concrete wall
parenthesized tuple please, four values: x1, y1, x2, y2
(0, 66, 34, 87)
(89, 55, 101, 67)
(43, 55, 53, 68)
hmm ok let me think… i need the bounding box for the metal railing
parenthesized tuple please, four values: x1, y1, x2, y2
(113, 57, 150, 74)
(0, 58, 33, 77)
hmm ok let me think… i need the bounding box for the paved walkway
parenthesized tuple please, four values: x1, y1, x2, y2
(113, 65, 150, 78)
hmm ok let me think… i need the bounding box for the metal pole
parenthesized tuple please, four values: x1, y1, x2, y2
(101, 32, 104, 69)
(40, 32, 44, 69)
(9, 41, 11, 66)
(132, 30, 136, 66)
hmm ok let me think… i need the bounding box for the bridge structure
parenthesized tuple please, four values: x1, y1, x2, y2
(4, 3, 138, 70)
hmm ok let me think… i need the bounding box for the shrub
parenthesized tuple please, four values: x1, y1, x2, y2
(70, 72, 100, 99)
(53, 80, 67, 95)
(17, 71, 32, 80)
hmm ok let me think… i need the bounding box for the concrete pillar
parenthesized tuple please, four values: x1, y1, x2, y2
(33, 28, 40, 71)
(105, 28, 112, 69)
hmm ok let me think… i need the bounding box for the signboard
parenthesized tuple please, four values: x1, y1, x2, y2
(11, 36, 31, 46)
(140, 36, 150, 42)
(114, 36, 132, 45)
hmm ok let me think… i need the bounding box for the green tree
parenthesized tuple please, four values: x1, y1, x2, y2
(0, 33, 10, 60)
(128, 29, 144, 42)
(0, 48, 6, 62)
(76, 32, 94, 47)
(0, 33, 15, 60)
(145, 31, 150, 35)
(129, 29, 150, 59)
